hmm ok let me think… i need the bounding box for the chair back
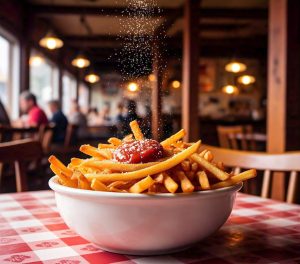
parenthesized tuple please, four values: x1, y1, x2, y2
(64, 124, 79, 147)
(201, 144, 299, 203)
(217, 125, 257, 150)
(0, 139, 43, 192)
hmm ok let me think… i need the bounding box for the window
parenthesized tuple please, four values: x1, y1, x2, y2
(0, 30, 20, 120)
(30, 52, 59, 112)
(62, 72, 77, 115)
(78, 83, 89, 113)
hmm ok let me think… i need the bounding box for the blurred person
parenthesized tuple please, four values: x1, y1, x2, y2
(99, 102, 111, 124)
(19, 91, 48, 127)
(87, 107, 101, 126)
(48, 100, 68, 143)
(123, 100, 139, 135)
(0, 99, 10, 126)
(69, 100, 87, 139)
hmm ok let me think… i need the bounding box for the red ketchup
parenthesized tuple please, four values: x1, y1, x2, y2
(113, 139, 164, 163)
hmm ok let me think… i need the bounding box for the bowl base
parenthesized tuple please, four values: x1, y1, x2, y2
(96, 244, 192, 256)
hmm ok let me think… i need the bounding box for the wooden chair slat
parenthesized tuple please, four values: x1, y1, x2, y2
(287, 171, 297, 203)
(261, 170, 271, 198)
(201, 144, 300, 203)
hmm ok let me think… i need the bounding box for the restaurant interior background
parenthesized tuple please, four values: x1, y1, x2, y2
(0, 0, 299, 203)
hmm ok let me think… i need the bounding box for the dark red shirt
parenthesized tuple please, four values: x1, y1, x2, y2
(28, 106, 48, 126)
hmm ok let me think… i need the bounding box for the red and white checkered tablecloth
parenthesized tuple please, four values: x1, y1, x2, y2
(0, 191, 299, 264)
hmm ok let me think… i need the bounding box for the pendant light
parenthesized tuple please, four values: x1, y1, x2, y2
(222, 85, 239, 95)
(39, 30, 64, 50)
(237, 75, 256, 85)
(225, 61, 247, 73)
(72, 53, 90, 68)
(85, 70, 100, 83)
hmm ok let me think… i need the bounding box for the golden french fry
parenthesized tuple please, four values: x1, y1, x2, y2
(97, 149, 113, 159)
(204, 151, 213, 162)
(81, 160, 159, 172)
(199, 149, 208, 156)
(108, 137, 122, 146)
(85, 141, 201, 182)
(163, 173, 178, 193)
(49, 155, 72, 177)
(129, 176, 155, 193)
(78, 174, 91, 190)
(50, 165, 77, 188)
(98, 143, 116, 149)
(181, 160, 191, 172)
(123, 134, 133, 142)
(109, 186, 127, 192)
(130, 120, 144, 140)
(107, 181, 127, 189)
(191, 162, 198, 172)
(216, 161, 226, 171)
(160, 129, 186, 148)
(70, 158, 84, 166)
(191, 154, 229, 181)
(80, 145, 106, 159)
(211, 169, 257, 189)
(154, 173, 164, 184)
(197, 171, 210, 190)
(91, 178, 108, 191)
(176, 171, 194, 193)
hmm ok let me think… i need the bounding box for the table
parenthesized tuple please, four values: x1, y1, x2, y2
(0, 191, 299, 264)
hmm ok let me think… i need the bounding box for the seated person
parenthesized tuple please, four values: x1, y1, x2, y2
(48, 100, 68, 143)
(19, 91, 48, 127)
(0, 99, 10, 126)
(69, 100, 87, 139)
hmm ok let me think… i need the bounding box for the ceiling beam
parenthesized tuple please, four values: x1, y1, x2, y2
(30, 5, 267, 20)
(30, 5, 173, 17)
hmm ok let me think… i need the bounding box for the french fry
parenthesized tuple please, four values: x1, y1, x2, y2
(107, 181, 128, 189)
(163, 173, 178, 193)
(160, 129, 186, 148)
(154, 173, 164, 184)
(204, 151, 213, 162)
(108, 137, 122, 146)
(81, 160, 159, 172)
(197, 171, 210, 190)
(130, 120, 144, 140)
(211, 169, 257, 189)
(97, 149, 113, 159)
(191, 162, 198, 172)
(70, 158, 84, 166)
(191, 154, 229, 181)
(91, 178, 108, 191)
(50, 165, 77, 188)
(49, 155, 72, 177)
(80, 145, 106, 159)
(176, 171, 194, 193)
(123, 134, 133, 142)
(98, 143, 116, 149)
(181, 160, 191, 172)
(78, 174, 91, 190)
(85, 141, 201, 182)
(129, 176, 154, 193)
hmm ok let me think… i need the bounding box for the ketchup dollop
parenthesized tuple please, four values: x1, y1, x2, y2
(113, 139, 164, 163)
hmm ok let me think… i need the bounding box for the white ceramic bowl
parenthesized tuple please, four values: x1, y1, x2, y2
(49, 176, 242, 255)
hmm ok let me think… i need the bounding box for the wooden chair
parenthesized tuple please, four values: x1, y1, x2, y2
(0, 139, 43, 192)
(217, 125, 264, 151)
(201, 144, 299, 203)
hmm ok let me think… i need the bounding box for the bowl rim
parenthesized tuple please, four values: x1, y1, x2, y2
(49, 176, 243, 199)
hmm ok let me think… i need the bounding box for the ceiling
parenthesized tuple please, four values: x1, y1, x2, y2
(27, 0, 269, 74)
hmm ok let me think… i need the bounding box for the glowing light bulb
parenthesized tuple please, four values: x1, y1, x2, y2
(237, 75, 255, 85)
(127, 82, 139, 92)
(225, 62, 247, 73)
(85, 73, 100, 84)
(72, 56, 90, 68)
(222, 85, 239, 95)
(171, 80, 181, 89)
(148, 74, 156, 82)
(29, 56, 44, 66)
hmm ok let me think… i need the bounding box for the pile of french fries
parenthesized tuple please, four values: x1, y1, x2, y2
(49, 120, 257, 194)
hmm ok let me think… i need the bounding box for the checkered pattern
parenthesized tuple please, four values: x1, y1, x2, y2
(0, 191, 299, 264)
